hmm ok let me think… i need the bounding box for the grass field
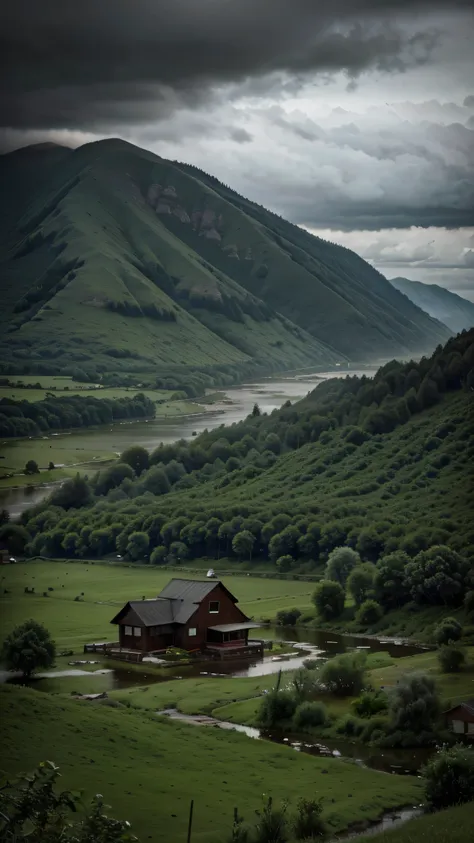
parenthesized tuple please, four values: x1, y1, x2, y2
(112, 674, 283, 714)
(0, 397, 205, 485)
(357, 802, 474, 843)
(1, 685, 423, 843)
(0, 381, 179, 403)
(0, 560, 316, 649)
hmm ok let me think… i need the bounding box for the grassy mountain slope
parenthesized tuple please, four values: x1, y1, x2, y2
(390, 276, 474, 334)
(0, 141, 337, 387)
(22, 330, 474, 575)
(0, 139, 448, 387)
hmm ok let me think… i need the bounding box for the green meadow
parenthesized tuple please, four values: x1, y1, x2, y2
(0, 560, 316, 649)
(0, 380, 180, 404)
(1, 685, 423, 843)
(0, 394, 204, 485)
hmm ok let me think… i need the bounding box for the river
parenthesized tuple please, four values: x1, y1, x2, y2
(2, 624, 434, 778)
(0, 367, 376, 518)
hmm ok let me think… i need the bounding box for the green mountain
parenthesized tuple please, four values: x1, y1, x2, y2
(390, 276, 474, 335)
(0, 139, 449, 389)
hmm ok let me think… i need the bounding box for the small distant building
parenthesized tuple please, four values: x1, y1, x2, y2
(109, 578, 261, 659)
(444, 700, 474, 737)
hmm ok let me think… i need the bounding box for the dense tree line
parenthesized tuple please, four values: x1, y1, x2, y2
(17, 330, 474, 585)
(0, 393, 155, 437)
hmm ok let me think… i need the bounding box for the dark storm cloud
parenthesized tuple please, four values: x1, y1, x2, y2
(1, 0, 472, 130)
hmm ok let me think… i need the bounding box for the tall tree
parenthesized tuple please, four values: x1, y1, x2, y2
(325, 546, 360, 586)
(2, 620, 56, 677)
(120, 445, 150, 476)
(232, 530, 255, 561)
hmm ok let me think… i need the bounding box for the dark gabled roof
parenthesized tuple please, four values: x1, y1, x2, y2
(444, 699, 474, 715)
(110, 599, 175, 627)
(158, 578, 237, 604)
(111, 579, 242, 628)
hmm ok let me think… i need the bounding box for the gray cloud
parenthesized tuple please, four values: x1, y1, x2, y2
(207, 101, 474, 230)
(2, 0, 473, 130)
(310, 226, 474, 300)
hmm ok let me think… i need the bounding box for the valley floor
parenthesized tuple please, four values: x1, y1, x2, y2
(0, 684, 422, 843)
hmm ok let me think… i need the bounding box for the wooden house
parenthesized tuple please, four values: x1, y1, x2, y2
(444, 699, 474, 737)
(110, 578, 260, 657)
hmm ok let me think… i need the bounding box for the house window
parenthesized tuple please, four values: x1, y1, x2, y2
(452, 719, 465, 733)
(124, 626, 133, 636)
(209, 601, 220, 613)
(133, 627, 142, 637)
(468, 723, 474, 735)
(188, 627, 197, 637)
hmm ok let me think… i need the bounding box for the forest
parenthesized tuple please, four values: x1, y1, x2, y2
(3, 329, 472, 618)
(0, 392, 156, 437)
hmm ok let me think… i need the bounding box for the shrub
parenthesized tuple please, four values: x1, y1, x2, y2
(293, 701, 328, 729)
(434, 617, 463, 646)
(292, 669, 319, 703)
(254, 797, 289, 843)
(258, 691, 297, 728)
(357, 599, 383, 625)
(360, 716, 389, 743)
(312, 580, 345, 621)
(388, 672, 440, 735)
(320, 652, 366, 697)
(292, 797, 326, 840)
(353, 689, 388, 718)
(335, 714, 364, 737)
(276, 608, 302, 626)
(464, 590, 474, 617)
(303, 658, 320, 671)
(437, 645, 466, 673)
(423, 744, 474, 809)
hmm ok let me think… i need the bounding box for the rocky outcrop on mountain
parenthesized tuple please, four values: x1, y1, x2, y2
(223, 244, 239, 258)
(173, 206, 191, 223)
(204, 228, 221, 241)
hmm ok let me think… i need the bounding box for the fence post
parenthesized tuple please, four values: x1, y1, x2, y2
(187, 799, 194, 843)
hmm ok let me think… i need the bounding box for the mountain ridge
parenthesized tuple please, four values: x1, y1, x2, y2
(0, 138, 449, 390)
(389, 276, 474, 335)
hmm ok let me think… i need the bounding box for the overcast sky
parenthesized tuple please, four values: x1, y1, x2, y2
(2, 0, 473, 300)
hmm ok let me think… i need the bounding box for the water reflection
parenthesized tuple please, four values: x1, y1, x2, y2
(2, 627, 426, 692)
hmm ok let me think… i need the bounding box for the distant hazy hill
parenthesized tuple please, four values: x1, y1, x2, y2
(0, 139, 449, 388)
(390, 277, 474, 335)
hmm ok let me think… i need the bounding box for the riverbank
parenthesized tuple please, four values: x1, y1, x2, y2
(356, 802, 474, 843)
(0, 365, 376, 514)
(212, 645, 474, 748)
(0, 403, 213, 488)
